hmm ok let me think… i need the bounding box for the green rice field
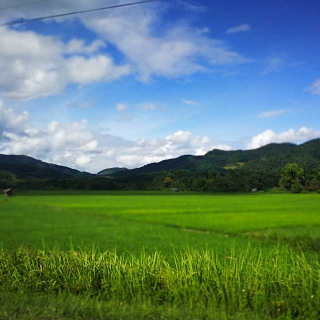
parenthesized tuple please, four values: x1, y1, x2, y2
(1, 192, 320, 319)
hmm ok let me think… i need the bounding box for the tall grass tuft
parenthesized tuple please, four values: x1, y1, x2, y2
(1, 246, 319, 319)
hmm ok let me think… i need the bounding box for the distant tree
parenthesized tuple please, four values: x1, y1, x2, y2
(279, 163, 305, 192)
(0, 171, 19, 189)
(163, 177, 173, 188)
(192, 176, 206, 191)
(207, 170, 218, 179)
(309, 178, 320, 192)
(291, 182, 303, 194)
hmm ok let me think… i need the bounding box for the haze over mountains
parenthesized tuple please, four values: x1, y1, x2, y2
(1, 139, 320, 179)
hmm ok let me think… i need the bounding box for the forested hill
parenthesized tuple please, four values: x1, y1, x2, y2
(1, 139, 320, 180)
(97, 168, 128, 176)
(112, 139, 320, 177)
(0, 154, 91, 179)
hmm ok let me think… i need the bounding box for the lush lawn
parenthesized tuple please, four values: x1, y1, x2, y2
(0, 192, 320, 319)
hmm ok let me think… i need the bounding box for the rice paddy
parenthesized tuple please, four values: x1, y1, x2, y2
(1, 192, 320, 319)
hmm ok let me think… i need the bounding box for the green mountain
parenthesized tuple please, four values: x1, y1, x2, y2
(97, 167, 128, 176)
(0, 155, 91, 179)
(112, 139, 320, 177)
(1, 139, 319, 182)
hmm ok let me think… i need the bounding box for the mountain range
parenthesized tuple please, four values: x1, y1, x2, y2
(110, 139, 320, 177)
(1, 139, 320, 180)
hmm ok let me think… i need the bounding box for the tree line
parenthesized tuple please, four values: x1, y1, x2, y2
(1, 163, 320, 193)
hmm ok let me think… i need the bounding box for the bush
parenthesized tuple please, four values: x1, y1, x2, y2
(309, 178, 320, 192)
(291, 183, 302, 194)
(268, 187, 288, 194)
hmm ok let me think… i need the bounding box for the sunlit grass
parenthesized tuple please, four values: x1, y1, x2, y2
(1, 191, 320, 319)
(1, 246, 319, 319)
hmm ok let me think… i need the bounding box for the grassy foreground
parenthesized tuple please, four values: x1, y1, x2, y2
(1, 192, 320, 319)
(1, 247, 319, 319)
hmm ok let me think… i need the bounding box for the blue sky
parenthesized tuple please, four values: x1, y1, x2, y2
(0, 0, 319, 172)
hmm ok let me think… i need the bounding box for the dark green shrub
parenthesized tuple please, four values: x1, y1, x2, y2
(291, 183, 302, 194)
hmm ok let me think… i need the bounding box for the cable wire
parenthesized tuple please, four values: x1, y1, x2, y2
(0, 0, 51, 12)
(0, 0, 160, 27)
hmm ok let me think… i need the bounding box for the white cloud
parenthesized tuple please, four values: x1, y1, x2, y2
(0, 27, 130, 100)
(247, 127, 320, 149)
(3, 100, 320, 171)
(66, 55, 130, 85)
(226, 24, 251, 34)
(0, 102, 98, 169)
(64, 39, 105, 55)
(0, 27, 64, 99)
(211, 144, 233, 151)
(258, 109, 291, 119)
(0, 1, 250, 100)
(82, 4, 249, 81)
(75, 154, 92, 167)
(0, 101, 233, 172)
(111, 130, 220, 168)
(306, 78, 320, 95)
(166, 130, 192, 144)
(181, 98, 198, 106)
(0, 100, 29, 138)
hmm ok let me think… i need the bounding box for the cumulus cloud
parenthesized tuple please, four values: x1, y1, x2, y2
(6, 102, 320, 172)
(2, 119, 98, 169)
(86, 20, 247, 81)
(211, 144, 233, 151)
(0, 102, 98, 169)
(67, 55, 130, 85)
(0, 1, 250, 100)
(247, 127, 320, 149)
(0, 101, 232, 172)
(306, 78, 320, 95)
(81, 2, 249, 81)
(64, 39, 106, 55)
(75, 154, 92, 167)
(0, 27, 130, 100)
(0, 100, 29, 138)
(226, 24, 251, 34)
(110, 130, 229, 168)
(0, 27, 64, 99)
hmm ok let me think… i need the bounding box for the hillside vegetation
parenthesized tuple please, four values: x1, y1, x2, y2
(113, 139, 320, 176)
(0, 139, 320, 193)
(0, 154, 91, 179)
(97, 167, 128, 176)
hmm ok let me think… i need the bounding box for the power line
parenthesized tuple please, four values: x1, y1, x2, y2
(0, 0, 51, 12)
(0, 0, 160, 27)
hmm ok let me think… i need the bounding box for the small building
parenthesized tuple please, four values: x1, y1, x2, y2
(3, 188, 13, 197)
(172, 188, 179, 193)
(252, 188, 258, 193)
